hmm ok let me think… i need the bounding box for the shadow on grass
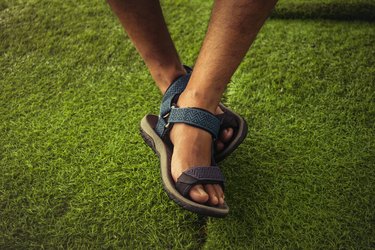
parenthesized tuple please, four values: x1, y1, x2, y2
(211, 137, 281, 244)
(272, 2, 375, 22)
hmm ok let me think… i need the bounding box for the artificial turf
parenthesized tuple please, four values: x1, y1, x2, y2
(1, 0, 374, 249)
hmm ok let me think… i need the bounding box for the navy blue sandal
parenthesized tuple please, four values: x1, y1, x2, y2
(145, 66, 248, 162)
(140, 78, 229, 217)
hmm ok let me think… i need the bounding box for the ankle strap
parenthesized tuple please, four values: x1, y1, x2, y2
(161, 65, 192, 104)
(156, 106, 220, 139)
(169, 107, 220, 138)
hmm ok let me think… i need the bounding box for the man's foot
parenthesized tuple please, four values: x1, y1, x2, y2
(160, 70, 234, 154)
(169, 96, 225, 206)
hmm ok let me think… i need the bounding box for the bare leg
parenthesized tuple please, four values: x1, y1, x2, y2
(107, 0, 185, 93)
(170, 0, 278, 205)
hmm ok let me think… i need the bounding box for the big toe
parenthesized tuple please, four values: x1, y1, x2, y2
(189, 184, 209, 204)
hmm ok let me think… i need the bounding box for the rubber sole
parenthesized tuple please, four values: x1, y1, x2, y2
(140, 115, 229, 218)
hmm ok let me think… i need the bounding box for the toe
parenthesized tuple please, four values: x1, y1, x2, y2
(205, 184, 219, 206)
(213, 184, 225, 205)
(189, 184, 209, 204)
(220, 128, 234, 143)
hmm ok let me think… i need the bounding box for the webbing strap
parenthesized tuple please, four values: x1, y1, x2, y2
(168, 107, 220, 139)
(176, 166, 225, 197)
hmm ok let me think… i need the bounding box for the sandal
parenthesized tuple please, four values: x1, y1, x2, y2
(140, 85, 229, 217)
(147, 66, 248, 162)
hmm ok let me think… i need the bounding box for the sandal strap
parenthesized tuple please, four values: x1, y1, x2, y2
(156, 65, 224, 139)
(156, 70, 191, 137)
(168, 107, 221, 139)
(161, 74, 190, 113)
(161, 65, 192, 106)
(156, 106, 221, 139)
(176, 166, 225, 197)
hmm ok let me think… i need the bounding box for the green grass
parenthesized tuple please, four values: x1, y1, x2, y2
(273, 0, 375, 21)
(1, 0, 374, 249)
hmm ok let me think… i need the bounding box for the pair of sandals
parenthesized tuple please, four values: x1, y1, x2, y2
(140, 66, 247, 217)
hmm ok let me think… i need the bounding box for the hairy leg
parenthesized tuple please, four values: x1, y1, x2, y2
(107, 0, 185, 93)
(171, 0, 278, 204)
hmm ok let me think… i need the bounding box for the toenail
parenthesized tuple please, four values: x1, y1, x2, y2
(198, 187, 206, 196)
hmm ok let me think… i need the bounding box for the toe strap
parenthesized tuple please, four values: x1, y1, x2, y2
(176, 166, 225, 197)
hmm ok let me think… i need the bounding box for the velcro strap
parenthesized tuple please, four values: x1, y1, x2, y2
(176, 166, 225, 197)
(168, 107, 220, 139)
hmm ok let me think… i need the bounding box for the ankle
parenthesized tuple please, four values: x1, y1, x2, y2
(177, 88, 219, 114)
